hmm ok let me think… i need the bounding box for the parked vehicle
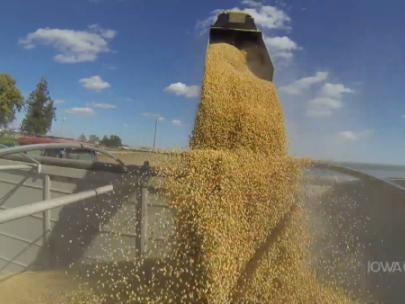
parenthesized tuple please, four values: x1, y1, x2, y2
(18, 136, 97, 161)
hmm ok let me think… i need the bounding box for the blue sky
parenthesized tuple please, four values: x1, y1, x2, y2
(1, 0, 405, 164)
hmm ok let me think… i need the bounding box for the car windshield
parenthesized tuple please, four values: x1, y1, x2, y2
(0, 1, 404, 304)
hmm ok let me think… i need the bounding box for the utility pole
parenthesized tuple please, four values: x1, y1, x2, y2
(152, 117, 158, 151)
(60, 117, 66, 137)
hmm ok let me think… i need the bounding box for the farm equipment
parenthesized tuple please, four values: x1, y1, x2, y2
(17, 136, 97, 161)
(1, 144, 405, 302)
(210, 11, 274, 81)
(0, 143, 174, 275)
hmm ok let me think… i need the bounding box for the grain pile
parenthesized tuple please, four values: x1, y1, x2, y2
(2, 43, 357, 304)
(162, 43, 354, 303)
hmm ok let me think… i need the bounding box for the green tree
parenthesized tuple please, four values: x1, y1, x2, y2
(88, 134, 100, 144)
(100, 135, 109, 146)
(109, 134, 122, 147)
(78, 134, 87, 142)
(21, 78, 55, 135)
(100, 134, 122, 147)
(0, 74, 24, 127)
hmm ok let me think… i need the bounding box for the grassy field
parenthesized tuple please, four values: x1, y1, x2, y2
(0, 135, 17, 147)
(99, 149, 180, 166)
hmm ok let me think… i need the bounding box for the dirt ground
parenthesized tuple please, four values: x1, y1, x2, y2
(0, 271, 79, 304)
(98, 149, 177, 166)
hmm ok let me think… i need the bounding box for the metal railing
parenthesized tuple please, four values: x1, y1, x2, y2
(0, 144, 117, 273)
(0, 143, 126, 168)
(0, 184, 113, 224)
(0, 164, 36, 171)
(0, 144, 117, 225)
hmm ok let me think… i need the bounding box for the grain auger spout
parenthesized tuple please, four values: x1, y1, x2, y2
(210, 11, 274, 81)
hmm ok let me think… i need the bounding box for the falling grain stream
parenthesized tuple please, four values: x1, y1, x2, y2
(1, 43, 363, 303)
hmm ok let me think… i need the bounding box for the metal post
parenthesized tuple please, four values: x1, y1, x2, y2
(140, 186, 148, 256)
(42, 175, 51, 244)
(60, 117, 66, 137)
(152, 118, 158, 151)
(133, 191, 142, 257)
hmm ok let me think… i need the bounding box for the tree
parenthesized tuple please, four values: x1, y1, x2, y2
(100, 134, 122, 147)
(0, 74, 24, 128)
(21, 78, 55, 135)
(109, 135, 122, 147)
(88, 134, 100, 144)
(78, 134, 87, 142)
(100, 135, 109, 146)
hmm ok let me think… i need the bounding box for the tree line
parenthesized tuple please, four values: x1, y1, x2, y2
(1, 73, 125, 148)
(0, 73, 55, 135)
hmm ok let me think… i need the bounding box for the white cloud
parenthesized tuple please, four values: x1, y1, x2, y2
(80, 75, 111, 92)
(280, 71, 353, 117)
(171, 119, 183, 127)
(279, 72, 329, 95)
(165, 82, 200, 99)
(307, 82, 354, 117)
(309, 97, 342, 110)
(241, 0, 261, 8)
(88, 24, 116, 39)
(91, 102, 116, 109)
(19, 25, 116, 63)
(142, 112, 165, 121)
(264, 36, 300, 61)
(338, 130, 372, 142)
(54, 99, 65, 105)
(196, 9, 223, 34)
(306, 97, 343, 117)
(319, 83, 354, 99)
(242, 5, 290, 31)
(65, 107, 95, 116)
(338, 131, 357, 141)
